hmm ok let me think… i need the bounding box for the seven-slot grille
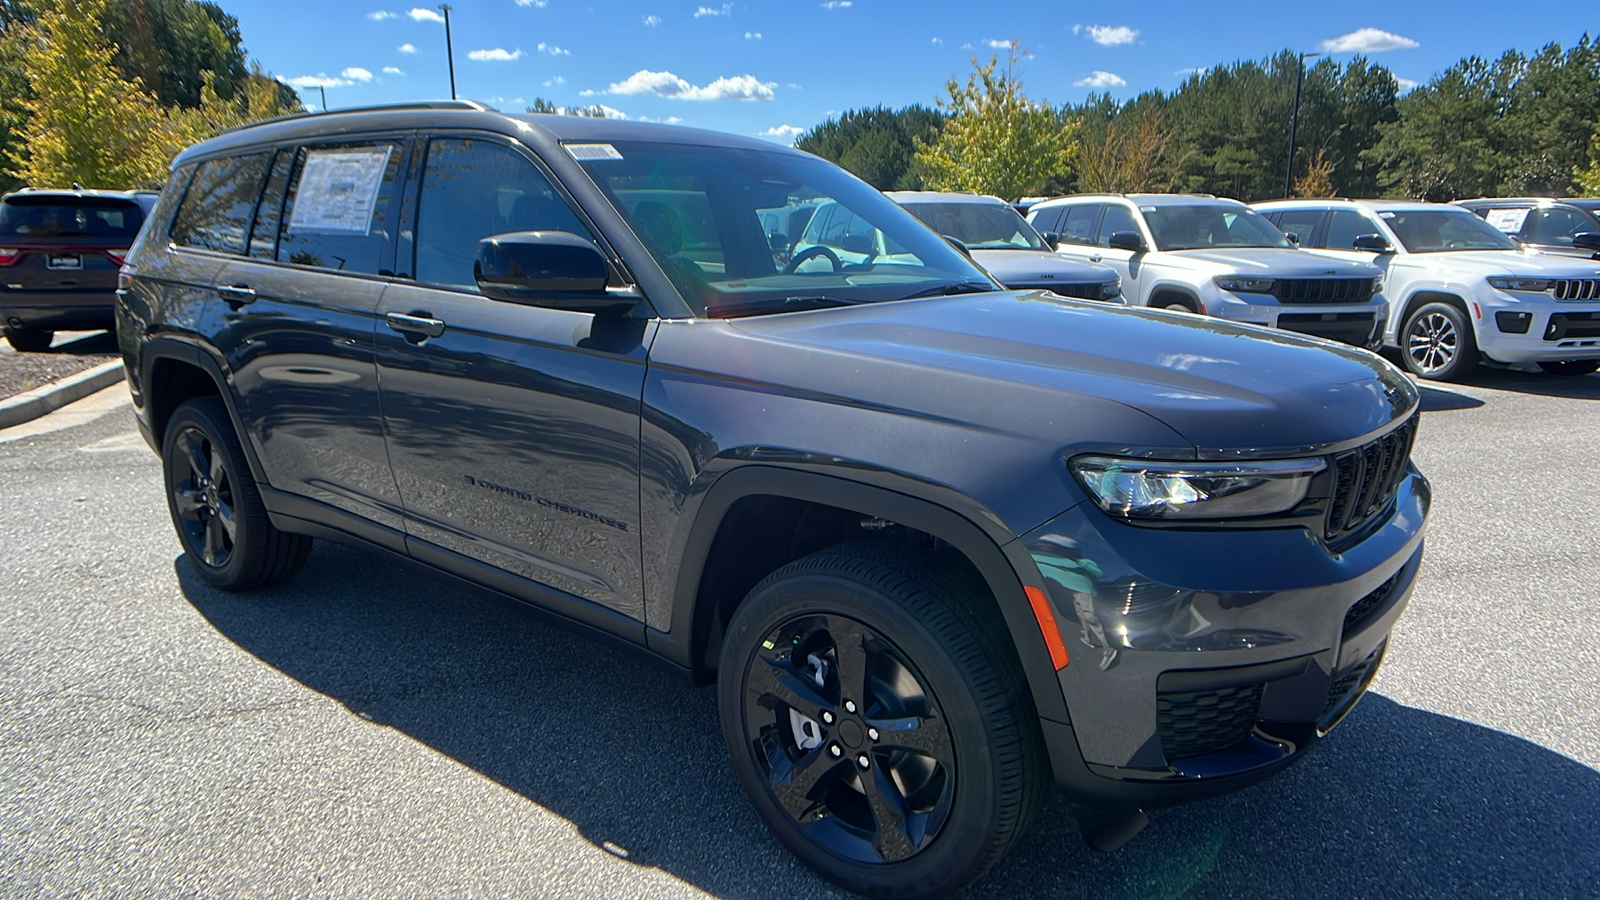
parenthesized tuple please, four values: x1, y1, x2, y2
(1032, 281, 1110, 300)
(1272, 278, 1375, 304)
(1551, 279, 1600, 301)
(1325, 415, 1418, 543)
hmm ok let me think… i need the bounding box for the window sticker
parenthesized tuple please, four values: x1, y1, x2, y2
(1484, 208, 1531, 233)
(565, 143, 624, 161)
(1378, 211, 1397, 219)
(288, 148, 393, 234)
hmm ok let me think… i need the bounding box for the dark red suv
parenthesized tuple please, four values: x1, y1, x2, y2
(0, 189, 156, 351)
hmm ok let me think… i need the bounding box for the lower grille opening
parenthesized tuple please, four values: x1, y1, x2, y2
(1343, 573, 1400, 635)
(1546, 312, 1600, 341)
(1320, 643, 1386, 726)
(1157, 683, 1264, 761)
(1278, 312, 1379, 346)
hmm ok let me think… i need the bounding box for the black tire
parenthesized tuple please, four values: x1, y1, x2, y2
(1537, 359, 1599, 376)
(4, 327, 54, 352)
(718, 542, 1047, 899)
(162, 397, 312, 591)
(1401, 301, 1479, 381)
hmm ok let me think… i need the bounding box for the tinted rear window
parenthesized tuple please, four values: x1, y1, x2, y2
(0, 196, 143, 239)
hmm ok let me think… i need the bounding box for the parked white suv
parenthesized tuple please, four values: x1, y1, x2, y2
(1027, 194, 1388, 349)
(1255, 199, 1600, 380)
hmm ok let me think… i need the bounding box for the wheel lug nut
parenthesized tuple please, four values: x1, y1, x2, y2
(857, 754, 870, 769)
(821, 711, 834, 724)
(844, 700, 857, 714)
(829, 744, 842, 758)
(868, 727, 879, 741)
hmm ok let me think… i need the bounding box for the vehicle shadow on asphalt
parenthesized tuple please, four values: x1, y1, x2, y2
(177, 544, 1599, 899)
(1462, 368, 1600, 401)
(1416, 386, 1485, 412)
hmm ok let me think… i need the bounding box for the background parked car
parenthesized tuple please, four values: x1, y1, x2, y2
(888, 191, 1122, 302)
(1256, 199, 1600, 380)
(1456, 198, 1600, 260)
(1027, 194, 1388, 348)
(0, 188, 156, 351)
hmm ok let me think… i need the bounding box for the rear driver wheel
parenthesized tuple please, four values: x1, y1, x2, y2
(718, 543, 1046, 899)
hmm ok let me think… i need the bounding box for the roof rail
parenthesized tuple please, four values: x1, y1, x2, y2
(219, 99, 492, 136)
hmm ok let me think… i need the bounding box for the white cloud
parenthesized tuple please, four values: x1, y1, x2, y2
(282, 73, 352, 88)
(984, 38, 1014, 49)
(515, 0, 549, 6)
(398, 43, 417, 53)
(408, 7, 445, 22)
(745, 31, 761, 39)
(468, 47, 523, 61)
(367, 11, 397, 20)
(606, 69, 775, 101)
(760, 124, 804, 144)
(341, 66, 374, 82)
(694, 3, 731, 17)
(537, 42, 570, 56)
(1395, 77, 1419, 91)
(1073, 70, 1126, 87)
(383, 66, 404, 75)
(638, 115, 683, 124)
(543, 75, 566, 86)
(1076, 24, 1138, 46)
(1174, 66, 1208, 77)
(643, 14, 661, 25)
(820, 0, 851, 8)
(931, 37, 943, 46)
(1318, 28, 1419, 53)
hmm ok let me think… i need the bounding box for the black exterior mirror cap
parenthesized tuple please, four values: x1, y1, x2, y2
(1042, 231, 1061, 250)
(1284, 231, 1301, 245)
(474, 231, 635, 315)
(1351, 233, 1393, 252)
(1107, 231, 1146, 252)
(1571, 232, 1600, 251)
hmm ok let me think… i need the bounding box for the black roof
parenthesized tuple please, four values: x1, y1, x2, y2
(173, 101, 803, 168)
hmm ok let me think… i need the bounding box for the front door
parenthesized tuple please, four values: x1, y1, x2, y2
(375, 135, 654, 622)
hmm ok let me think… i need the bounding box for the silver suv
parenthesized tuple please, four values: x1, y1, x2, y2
(1027, 194, 1388, 348)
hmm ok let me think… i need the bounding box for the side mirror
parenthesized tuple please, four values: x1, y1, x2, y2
(768, 232, 789, 253)
(1571, 232, 1600, 252)
(1042, 230, 1061, 250)
(943, 235, 973, 260)
(1351, 233, 1393, 252)
(1284, 231, 1301, 245)
(474, 231, 635, 315)
(1107, 231, 1146, 253)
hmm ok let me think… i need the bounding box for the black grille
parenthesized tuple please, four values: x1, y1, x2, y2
(1343, 572, 1400, 634)
(1551, 279, 1600, 301)
(1325, 416, 1418, 542)
(1272, 278, 1375, 304)
(1157, 683, 1263, 760)
(1321, 644, 1385, 723)
(1031, 282, 1108, 300)
(1278, 312, 1379, 346)
(1544, 312, 1600, 341)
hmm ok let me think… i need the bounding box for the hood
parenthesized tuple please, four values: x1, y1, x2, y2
(1403, 249, 1600, 278)
(1168, 247, 1382, 278)
(971, 248, 1118, 287)
(728, 291, 1416, 459)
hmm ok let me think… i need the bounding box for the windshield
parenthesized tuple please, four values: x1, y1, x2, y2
(900, 202, 1046, 250)
(1382, 209, 1522, 253)
(1143, 204, 1292, 251)
(0, 196, 143, 239)
(573, 142, 993, 317)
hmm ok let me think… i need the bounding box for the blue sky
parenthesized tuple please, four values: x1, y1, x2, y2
(226, 0, 1598, 144)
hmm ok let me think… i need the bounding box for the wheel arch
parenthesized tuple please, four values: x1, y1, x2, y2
(140, 341, 267, 485)
(652, 465, 1071, 725)
(1146, 283, 1202, 312)
(1398, 289, 1473, 342)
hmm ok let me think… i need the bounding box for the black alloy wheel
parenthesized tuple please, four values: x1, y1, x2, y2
(719, 543, 1046, 899)
(162, 397, 312, 591)
(1537, 359, 1600, 376)
(3, 327, 54, 352)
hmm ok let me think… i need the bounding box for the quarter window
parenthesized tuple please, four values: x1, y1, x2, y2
(170, 152, 272, 255)
(413, 138, 593, 291)
(276, 140, 405, 275)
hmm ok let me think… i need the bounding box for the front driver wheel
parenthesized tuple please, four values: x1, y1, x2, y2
(162, 397, 312, 591)
(1537, 360, 1599, 376)
(4, 327, 54, 352)
(718, 543, 1046, 899)
(1402, 302, 1479, 381)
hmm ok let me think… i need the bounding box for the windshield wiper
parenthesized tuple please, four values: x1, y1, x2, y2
(710, 295, 868, 318)
(899, 281, 998, 300)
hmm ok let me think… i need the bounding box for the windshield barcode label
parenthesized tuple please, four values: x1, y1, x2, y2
(565, 143, 624, 161)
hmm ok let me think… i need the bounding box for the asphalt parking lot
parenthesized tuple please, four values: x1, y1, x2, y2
(2, 366, 1597, 899)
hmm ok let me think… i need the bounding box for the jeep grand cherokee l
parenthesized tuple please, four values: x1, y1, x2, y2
(118, 102, 1430, 898)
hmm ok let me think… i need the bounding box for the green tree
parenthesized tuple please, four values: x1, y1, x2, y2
(6, 0, 182, 188)
(1073, 97, 1179, 193)
(914, 47, 1077, 201)
(1577, 131, 1600, 197)
(796, 105, 944, 189)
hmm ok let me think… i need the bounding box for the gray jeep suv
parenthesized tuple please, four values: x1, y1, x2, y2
(118, 102, 1429, 898)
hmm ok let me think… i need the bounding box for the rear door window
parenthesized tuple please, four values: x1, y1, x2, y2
(247, 150, 294, 260)
(1096, 204, 1141, 247)
(1272, 208, 1325, 245)
(1527, 208, 1596, 247)
(1323, 210, 1382, 250)
(1059, 205, 1102, 246)
(170, 152, 273, 254)
(276, 140, 406, 275)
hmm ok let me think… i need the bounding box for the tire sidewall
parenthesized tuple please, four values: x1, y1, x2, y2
(1402, 302, 1476, 380)
(161, 400, 257, 588)
(718, 572, 1006, 898)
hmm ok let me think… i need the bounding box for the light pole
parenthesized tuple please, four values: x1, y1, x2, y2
(439, 4, 457, 100)
(1284, 52, 1321, 199)
(317, 85, 327, 112)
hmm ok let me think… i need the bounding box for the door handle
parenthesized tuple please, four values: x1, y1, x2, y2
(1088, 254, 1103, 263)
(217, 284, 256, 307)
(386, 311, 447, 341)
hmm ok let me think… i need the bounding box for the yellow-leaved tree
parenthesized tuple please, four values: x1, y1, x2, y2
(915, 45, 1078, 202)
(1577, 131, 1600, 197)
(6, 0, 185, 189)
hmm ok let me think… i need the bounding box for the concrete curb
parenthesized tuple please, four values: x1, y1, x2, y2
(0, 360, 127, 430)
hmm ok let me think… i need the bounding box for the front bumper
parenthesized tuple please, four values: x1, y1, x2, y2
(1468, 293, 1600, 363)
(1016, 464, 1430, 809)
(1205, 291, 1388, 349)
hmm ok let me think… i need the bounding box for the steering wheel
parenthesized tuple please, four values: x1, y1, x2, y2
(783, 245, 842, 274)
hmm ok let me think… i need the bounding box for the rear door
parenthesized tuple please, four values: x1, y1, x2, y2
(209, 136, 412, 545)
(375, 133, 654, 624)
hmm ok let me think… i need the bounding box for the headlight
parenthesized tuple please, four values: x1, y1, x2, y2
(1487, 276, 1553, 292)
(1071, 456, 1325, 520)
(1371, 273, 1384, 296)
(1098, 277, 1122, 300)
(1214, 275, 1277, 294)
